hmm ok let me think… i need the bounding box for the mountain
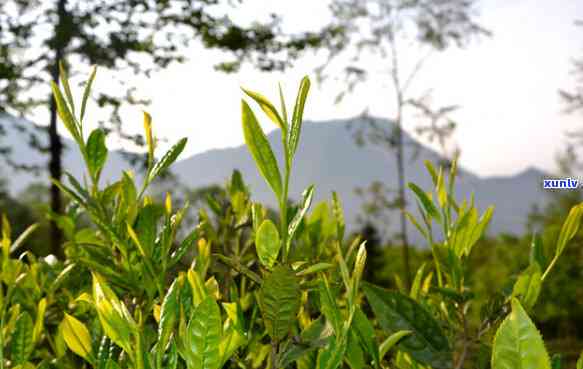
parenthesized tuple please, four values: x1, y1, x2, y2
(0, 113, 551, 244)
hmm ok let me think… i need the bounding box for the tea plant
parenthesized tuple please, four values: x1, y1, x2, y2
(0, 63, 581, 369)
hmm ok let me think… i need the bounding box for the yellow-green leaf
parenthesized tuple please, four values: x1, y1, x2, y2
(61, 313, 93, 362)
(491, 298, 551, 369)
(143, 111, 155, 166)
(241, 100, 282, 198)
(32, 298, 47, 344)
(289, 76, 311, 158)
(256, 219, 281, 268)
(242, 87, 286, 132)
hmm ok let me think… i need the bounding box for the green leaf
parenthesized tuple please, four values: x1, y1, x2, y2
(317, 335, 347, 369)
(241, 87, 286, 133)
(260, 265, 301, 340)
(134, 204, 163, 257)
(51, 81, 81, 144)
(410, 263, 426, 301)
(288, 185, 315, 243)
(11, 312, 33, 365)
(143, 111, 155, 166)
(32, 298, 47, 344)
(148, 138, 187, 183)
(362, 282, 451, 369)
(511, 264, 542, 310)
(331, 191, 345, 241)
(352, 307, 380, 368)
(289, 76, 310, 159)
(423, 160, 439, 185)
(543, 203, 583, 280)
(241, 100, 283, 198)
(529, 233, 546, 270)
(351, 242, 367, 302)
(278, 83, 289, 126)
(186, 296, 222, 369)
(405, 211, 429, 240)
(61, 313, 93, 362)
(408, 183, 441, 223)
(86, 129, 108, 182)
(345, 330, 365, 369)
(92, 273, 136, 357)
(491, 298, 551, 369)
(80, 66, 97, 123)
(59, 61, 76, 115)
(255, 219, 281, 268)
(296, 262, 334, 277)
(379, 330, 412, 362)
(219, 328, 246, 367)
(576, 350, 582, 369)
(319, 276, 342, 335)
(158, 276, 181, 361)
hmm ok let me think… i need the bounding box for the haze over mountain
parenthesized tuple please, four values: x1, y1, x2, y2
(0, 113, 552, 244)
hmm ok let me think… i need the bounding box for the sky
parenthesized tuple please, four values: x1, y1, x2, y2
(64, 0, 583, 178)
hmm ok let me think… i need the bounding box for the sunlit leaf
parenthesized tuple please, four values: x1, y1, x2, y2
(241, 100, 283, 198)
(491, 298, 551, 369)
(61, 313, 93, 362)
(255, 219, 281, 268)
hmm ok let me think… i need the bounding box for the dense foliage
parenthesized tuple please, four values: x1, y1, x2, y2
(0, 67, 582, 369)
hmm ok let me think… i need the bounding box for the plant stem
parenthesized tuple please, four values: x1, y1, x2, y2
(270, 341, 278, 369)
(455, 304, 470, 369)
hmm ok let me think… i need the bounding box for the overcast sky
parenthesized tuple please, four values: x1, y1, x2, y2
(69, 0, 583, 177)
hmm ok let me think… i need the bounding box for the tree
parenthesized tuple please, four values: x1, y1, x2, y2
(320, 0, 489, 287)
(0, 0, 342, 258)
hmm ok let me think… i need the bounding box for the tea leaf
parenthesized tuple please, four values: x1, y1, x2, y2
(9, 223, 39, 254)
(410, 263, 426, 301)
(143, 111, 155, 166)
(331, 191, 345, 241)
(148, 137, 187, 183)
(317, 335, 347, 369)
(219, 328, 246, 368)
(352, 307, 380, 367)
(543, 203, 583, 280)
(260, 265, 301, 340)
(345, 330, 365, 369)
(289, 76, 310, 159)
(59, 61, 75, 115)
(512, 264, 542, 310)
(86, 129, 108, 182)
(158, 276, 181, 359)
(576, 351, 582, 369)
(379, 330, 412, 363)
(408, 183, 441, 223)
(255, 219, 281, 268)
(423, 160, 439, 185)
(92, 273, 136, 357)
(288, 185, 315, 244)
(242, 87, 286, 132)
(61, 313, 93, 362)
(11, 312, 33, 364)
(296, 262, 334, 276)
(363, 282, 451, 369)
(319, 275, 342, 335)
(80, 66, 97, 123)
(241, 100, 283, 198)
(529, 233, 546, 270)
(491, 298, 551, 369)
(51, 81, 81, 145)
(32, 298, 47, 344)
(186, 296, 222, 369)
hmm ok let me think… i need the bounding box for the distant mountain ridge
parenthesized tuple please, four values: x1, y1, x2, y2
(0, 113, 551, 244)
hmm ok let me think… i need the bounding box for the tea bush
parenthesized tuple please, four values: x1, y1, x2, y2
(0, 65, 582, 369)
